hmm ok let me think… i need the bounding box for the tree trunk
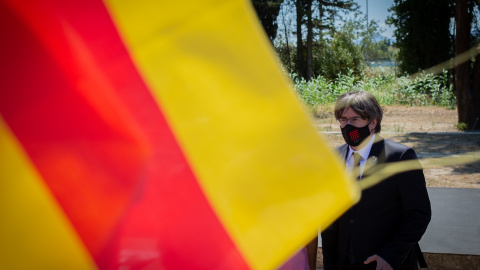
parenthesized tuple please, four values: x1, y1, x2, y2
(471, 4, 480, 129)
(281, 3, 292, 72)
(472, 51, 480, 129)
(455, 0, 472, 128)
(296, 0, 306, 79)
(318, 3, 324, 43)
(306, 0, 313, 80)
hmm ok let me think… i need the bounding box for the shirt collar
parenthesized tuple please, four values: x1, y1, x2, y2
(348, 134, 376, 160)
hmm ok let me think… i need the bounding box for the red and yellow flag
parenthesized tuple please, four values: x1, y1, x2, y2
(0, 0, 360, 269)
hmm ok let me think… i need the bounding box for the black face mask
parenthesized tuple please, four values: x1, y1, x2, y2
(341, 123, 371, 147)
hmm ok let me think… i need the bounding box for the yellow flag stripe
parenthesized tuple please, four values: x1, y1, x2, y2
(104, 0, 360, 269)
(359, 151, 480, 190)
(0, 117, 97, 270)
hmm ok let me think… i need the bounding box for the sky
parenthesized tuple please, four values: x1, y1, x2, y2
(273, 0, 397, 44)
(355, 0, 395, 39)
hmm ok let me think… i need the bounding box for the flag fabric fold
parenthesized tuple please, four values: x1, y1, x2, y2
(0, 0, 360, 269)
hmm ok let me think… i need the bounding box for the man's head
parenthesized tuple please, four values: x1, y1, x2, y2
(335, 91, 383, 148)
(334, 91, 383, 133)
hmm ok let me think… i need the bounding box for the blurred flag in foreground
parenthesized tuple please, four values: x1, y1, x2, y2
(0, 0, 360, 269)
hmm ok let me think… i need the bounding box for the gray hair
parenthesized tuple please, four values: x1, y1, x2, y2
(334, 91, 383, 133)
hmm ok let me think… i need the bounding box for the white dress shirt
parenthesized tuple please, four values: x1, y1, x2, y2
(347, 134, 376, 178)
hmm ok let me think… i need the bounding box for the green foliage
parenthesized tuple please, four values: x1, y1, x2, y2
(456, 122, 468, 131)
(312, 21, 365, 79)
(387, 0, 454, 74)
(293, 69, 359, 105)
(275, 41, 296, 74)
(293, 70, 456, 109)
(275, 19, 366, 80)
(394, 70, 456, 108)
(365, 39, 391, 61)
(312, 39, 364, 80)
(273, 1, 397, 81)
(251, 0, 284, 42)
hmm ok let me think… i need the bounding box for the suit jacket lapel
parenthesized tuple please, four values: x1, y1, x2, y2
(363, 135, 386, 177)
(337, 144, 350, 163)
(369, 135, 385, 160)
(337, 135, 385, 175)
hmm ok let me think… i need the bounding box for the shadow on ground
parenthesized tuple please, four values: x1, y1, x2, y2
(389, 133, 480, 176)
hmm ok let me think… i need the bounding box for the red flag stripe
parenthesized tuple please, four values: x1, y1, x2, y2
(0, 0, 249, 269)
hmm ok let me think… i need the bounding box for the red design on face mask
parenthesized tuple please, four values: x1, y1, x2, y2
(350, 129, 359, 141)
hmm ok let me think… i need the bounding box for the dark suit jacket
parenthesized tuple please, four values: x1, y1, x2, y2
(321, 136, 431, 270)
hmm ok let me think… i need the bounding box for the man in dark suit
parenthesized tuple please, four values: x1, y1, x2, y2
(310, 91, 431, 270)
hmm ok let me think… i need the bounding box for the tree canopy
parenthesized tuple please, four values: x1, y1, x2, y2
(251, 0, 284, 42)
(387, 0, 454, 74)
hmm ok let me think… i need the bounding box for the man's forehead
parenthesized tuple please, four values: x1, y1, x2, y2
(341, 107, 360, 117)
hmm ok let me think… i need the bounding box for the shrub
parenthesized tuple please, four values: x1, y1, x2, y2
(456, 122, 468, 131)
(293, 70, 456, 111)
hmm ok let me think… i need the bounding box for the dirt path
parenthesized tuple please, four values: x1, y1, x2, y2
(315, 106, 480, 189)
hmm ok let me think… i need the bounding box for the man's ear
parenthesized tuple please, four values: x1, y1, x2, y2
(369, 118, 377, 133)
